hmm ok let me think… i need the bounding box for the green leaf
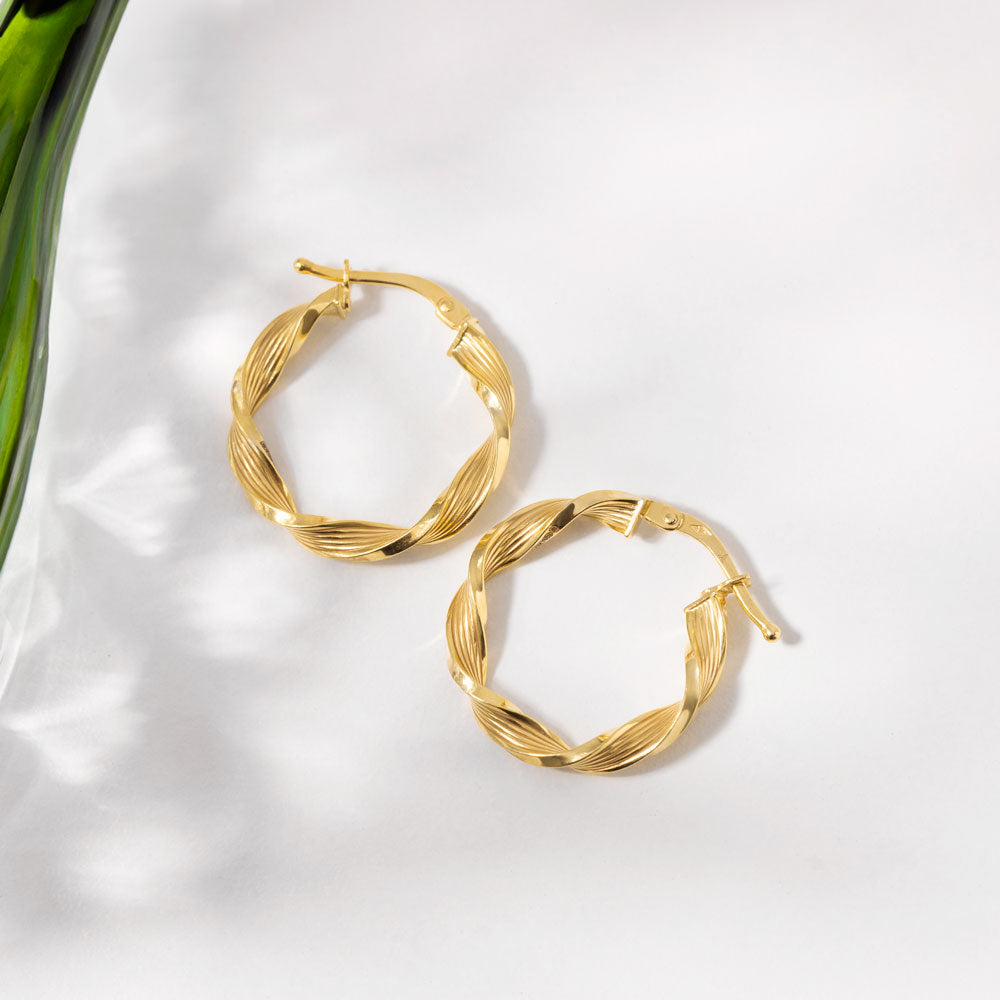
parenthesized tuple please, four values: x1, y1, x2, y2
(0, 0, 127, 569)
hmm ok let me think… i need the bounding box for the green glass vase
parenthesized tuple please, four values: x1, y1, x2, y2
(0, 0, 126, 570)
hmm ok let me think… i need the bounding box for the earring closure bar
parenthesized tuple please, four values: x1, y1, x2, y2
(642, 499, 781, 643)
(294, 257, 472, 332)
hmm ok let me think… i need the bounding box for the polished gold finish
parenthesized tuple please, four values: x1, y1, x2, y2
(446, 490, 780, 773)
(228, 260, 514, 560)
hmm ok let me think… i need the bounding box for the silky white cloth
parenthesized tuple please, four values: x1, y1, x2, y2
(1, 1, 997, 996)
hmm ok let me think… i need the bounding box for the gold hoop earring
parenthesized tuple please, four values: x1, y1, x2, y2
(228, 259, 515, 561)
(446, 491, 781, 773)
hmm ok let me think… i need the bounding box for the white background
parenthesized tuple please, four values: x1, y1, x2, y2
(1, 1, 998, 996)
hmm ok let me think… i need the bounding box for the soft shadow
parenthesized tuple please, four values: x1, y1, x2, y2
(0, 0, 365, 942)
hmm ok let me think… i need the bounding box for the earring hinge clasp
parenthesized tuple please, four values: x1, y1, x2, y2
(640, 499, 781, 643)
(294, 257, 473, 332)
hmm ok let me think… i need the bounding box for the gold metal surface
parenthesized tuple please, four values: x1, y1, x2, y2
(228, 260, 515, 560)
(446, 490, 781, 773)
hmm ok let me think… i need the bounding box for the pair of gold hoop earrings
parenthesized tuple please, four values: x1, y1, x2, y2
(229, 259, 781, 774)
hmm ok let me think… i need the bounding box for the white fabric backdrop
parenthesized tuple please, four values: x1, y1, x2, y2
(2, 1, 998, 996)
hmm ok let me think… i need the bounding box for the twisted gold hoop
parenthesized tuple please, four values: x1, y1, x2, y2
(446, 490, 781, 773)
(228, 259, 515, 561)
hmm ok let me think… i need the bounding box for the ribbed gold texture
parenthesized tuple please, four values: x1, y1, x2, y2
(446, 490, 781, 773)
(228, 271, 514, 561)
